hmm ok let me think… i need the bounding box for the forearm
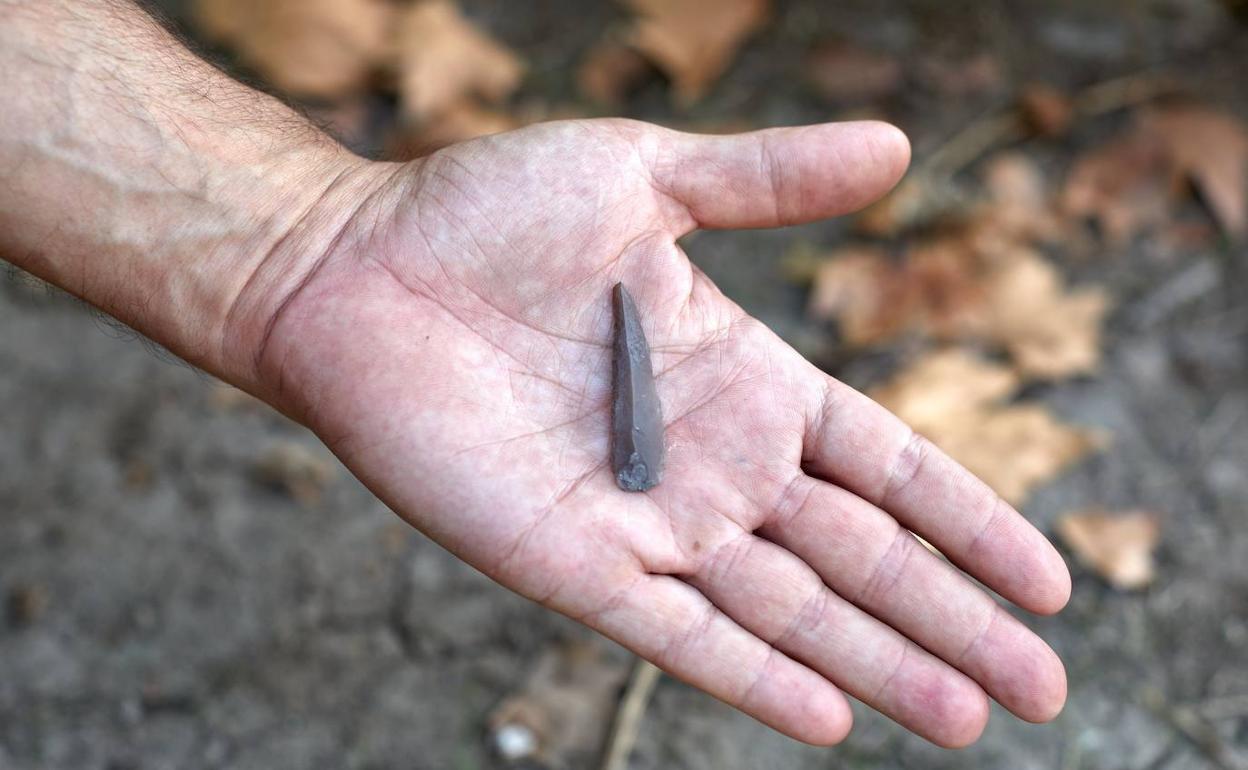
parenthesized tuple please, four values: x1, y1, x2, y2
(0, 0, 385, 392)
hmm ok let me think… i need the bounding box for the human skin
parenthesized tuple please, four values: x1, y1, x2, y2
(0, 0, 1071, 749)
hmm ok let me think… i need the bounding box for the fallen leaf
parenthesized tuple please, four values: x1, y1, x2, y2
(489, 641, 630, 766)
(806, 247, 913, 345)
(806, 41, 902, 102)
(254, 441, 336, 504)
(983, 249, 1110, 379)
(972, 153, 1069, 252)
(934, 404, 1106, 505)
(868, 348, 1019, 426)
(872, 349, 1107, 504)
(1019, 83, 1074, 137)
(855, 174, 971, 237)
(809, 240, 1107, 379)
(1145, 104, 1248, 238)
(577, 37, 654, 105)
(1057, 509, 1160, 589)
(623, 0, 770, 105)
(1062, 126, 1171, 245)
(395, 0, 525, 122)
(193, 0, 395, 99)
(386, 100, 520, 160)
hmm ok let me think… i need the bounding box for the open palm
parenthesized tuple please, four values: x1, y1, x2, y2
(256, 119, 1070, 747)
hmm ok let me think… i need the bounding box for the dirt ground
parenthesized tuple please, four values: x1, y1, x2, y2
(3, 1, 1248, 768)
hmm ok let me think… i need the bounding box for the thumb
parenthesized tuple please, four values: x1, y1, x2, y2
(651, 121, 910, 232)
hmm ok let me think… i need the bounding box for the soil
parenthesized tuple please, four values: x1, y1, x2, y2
(3, 1, 1248, 769)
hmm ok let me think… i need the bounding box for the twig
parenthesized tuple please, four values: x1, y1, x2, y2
(916, 70, 1181, 180)
(918, 111, 1026, 177)
(600, 660, 662, 770)
(1141, 688, 1248, 770)
(1072, 72, 1182, 118)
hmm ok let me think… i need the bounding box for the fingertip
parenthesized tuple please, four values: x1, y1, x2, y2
(911, 668, 990, 749)
(1020, 647, 1068, 724)
(1038, 550, 1074, 615)
(932, 685, 990, 749)
(1019, 538, 1074, 616)
(856, 120, 912, 186)
(798, 685, 854, 746)
(806, 120, 911, 212)
(996, 632, 1068, 724)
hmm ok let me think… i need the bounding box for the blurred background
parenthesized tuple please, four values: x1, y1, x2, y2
(3, 0, 1248, 768)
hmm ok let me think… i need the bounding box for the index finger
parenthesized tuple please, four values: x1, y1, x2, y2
(802, 374, 1072, 615)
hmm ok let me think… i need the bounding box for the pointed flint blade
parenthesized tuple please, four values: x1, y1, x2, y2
(611, 283, 664, 492)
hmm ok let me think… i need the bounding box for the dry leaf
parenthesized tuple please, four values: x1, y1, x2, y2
(395, 0, 524, 122)
(254, 442, 336, 504)
(868, 348, 1019, 425)
(1057, 509, 1161, 589)
(1019, 83, 1074, 137)
(855, 174, 971, 237)
(872, 350, 1106, 505)
(1063, 127, 1171, 245)
(623, 0, 770, 105)
(971, 153, 1070, 253)
(807, 247, 913, 344)
(811, 234, 1105, 378)
(1145, 104, 1248, 238)
(806, 41, 902, 102)
(193, 0, 395, 99)
(577, 38, 653, 105)
(489, 641, 629, 766)
(983, 249, 1109, 379)
(933, 405, 1106, 505)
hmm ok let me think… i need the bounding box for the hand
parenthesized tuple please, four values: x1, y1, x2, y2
(242, 119, 1070, 747)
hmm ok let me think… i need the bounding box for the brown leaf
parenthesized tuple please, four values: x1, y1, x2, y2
(972, 153, 1070, 251)
(855, 174, 970, 237)
(806, 41, 902, 103)
(193, 0, 395, 99)
(1019, 83, 1074, 137)
(982, 249, 1110, 379)
(489, 641, 629, 765)
(934, 405, 1106, 505)
(395, 0, 524, 122)
(577, 38, 654, 105)
(1145, 104, 1248, 238)
(809, 241, 1107, 379)
(1062, 127, 1171, 245)
(872, 350, 1106, 505)
(1057, 509, 1160, 589)
(869, 348, 1019, 426)
(623, 0, 770, 105)
(806, 247, 913, 345)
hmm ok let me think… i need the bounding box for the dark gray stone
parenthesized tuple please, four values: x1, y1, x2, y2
(611, 283, 664, 492)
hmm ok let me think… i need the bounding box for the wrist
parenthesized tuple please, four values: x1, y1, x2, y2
(217, 150, 406, 401)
